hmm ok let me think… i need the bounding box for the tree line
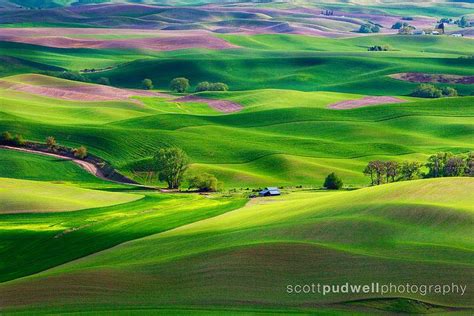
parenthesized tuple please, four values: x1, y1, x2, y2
(1, 132, 88, 159)
(364, 152, 473, 185)
(142, 77, 229, 93)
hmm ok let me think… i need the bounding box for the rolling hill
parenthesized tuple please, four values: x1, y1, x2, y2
(0, 2, 472, 314)
(1, 74, 472, 188)
(0, 178, 472, 313)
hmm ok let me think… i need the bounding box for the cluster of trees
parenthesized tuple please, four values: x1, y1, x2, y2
(359, 23, 380, 33)
(456, 16, 471, 28)
(141, 77, 229, 93)
(0, 131, 25, 146)
(195, 81, 229, 92)
(364, 161, 421, 185)
(391, 21, 410, 29)
(154, 147, 221, 191)
(368, 45, 392, 51)
(364, 152, 473, 185)
(411, 84, 458, 98)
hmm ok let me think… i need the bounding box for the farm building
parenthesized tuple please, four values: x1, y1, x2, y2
(259, 187, 281, 197)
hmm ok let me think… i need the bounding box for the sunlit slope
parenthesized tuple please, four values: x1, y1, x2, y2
(0, 177, 142, 213)
(0, 181, 246, 282)
(1, 178, 472, 313)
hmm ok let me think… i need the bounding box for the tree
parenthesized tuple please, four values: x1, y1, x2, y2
(392, 21, 408, 29)
(426, 152, 452, 177)
(364, 160, 385, 185)
(411, 84, 443, 98)
(0, 131, 13, 145)
(209, 82, 229, 91)
(46, 136, 57, 150)
(170, 77, 190, 93)
(188, 173, 219, 192)
(154, 147, 189, 189)
(73, 146, 87, 159)
(142, 78, 153, 90)
(458, 16, 469, 28)
(465, 152, 474, 176)
(441, 87, 458, 97)
(11, 134, 25, 146)
(384, 161, 400, 182)
(400, 161, 422, 180)
(323, 172, 343, 190)
(97, 77, 110, 86)
(195, 81, 210, 92)
(398, 25, 415, 34)
(392, 21, 403, 29)
(444, 156, 466, 177)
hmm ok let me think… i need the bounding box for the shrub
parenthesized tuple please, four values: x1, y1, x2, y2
(368, 45, 392, 51)
(411, 84, 443, 98)
(142, 78, 153, 90)
(188, 173, 219, 192)
(73, 146, 87, 159)
(12, 134, 25, 146)
(170, 77, 190, 93)
(323, 172, 343, 190)
(441, 87, 458, 97)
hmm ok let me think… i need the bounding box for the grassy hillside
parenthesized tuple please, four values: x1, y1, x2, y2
(1, 74, 472, 188)
(0, 177, 141, 213)
(0, 178, 472, 313)
(79, 35, 473, 95)
(0, 148, 129, 188)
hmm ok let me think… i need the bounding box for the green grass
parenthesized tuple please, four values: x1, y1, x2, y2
(0, 177, 142, 214)
(83, 47, 474, 96)
(0, 148, 130, 189)
(1, 74, 472, 188)
(0, 178, 472, 313)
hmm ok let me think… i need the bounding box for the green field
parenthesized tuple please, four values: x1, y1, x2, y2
(0, 1, 473, 313)
(0, 178, 472, 313)
(1, 74, 472, 188)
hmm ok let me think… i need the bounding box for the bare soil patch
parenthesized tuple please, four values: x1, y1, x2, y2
(0, 78, 164, 103)
(390, 73, 474, 85)
(0, 29, 237, 51)
(328, 96, 406, 110)
(175, 95, 243, 113)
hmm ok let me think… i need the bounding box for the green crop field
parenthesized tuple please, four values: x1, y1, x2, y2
(0, 0, 473, 314)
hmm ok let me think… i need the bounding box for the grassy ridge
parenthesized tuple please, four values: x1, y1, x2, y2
(0, 178, 472, 313)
